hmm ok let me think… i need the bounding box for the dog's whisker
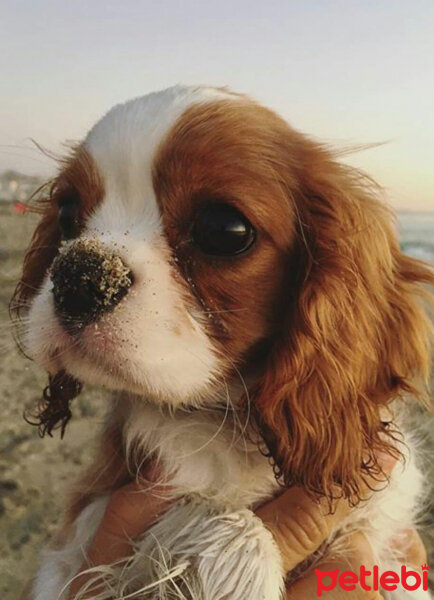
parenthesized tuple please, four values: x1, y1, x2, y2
(19, 244, 59, 252)
(194, 307, 249, 316)
(176, 400, 231, 460)
(50, 338, 82, 361)
(13, 280, 44, 292)
(219, 376, 239, 451)
(214, 357, 251, 457)
(0, 320, 31, 331)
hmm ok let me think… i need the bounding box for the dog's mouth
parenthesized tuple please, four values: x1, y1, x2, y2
(54, 323, 128, 380)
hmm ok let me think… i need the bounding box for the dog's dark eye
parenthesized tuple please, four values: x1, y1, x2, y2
(192, 204, 256, 257)
(58, 200, 81, 240)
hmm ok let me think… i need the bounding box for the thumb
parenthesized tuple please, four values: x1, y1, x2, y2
(100, 476, 174, 541)
(68, 472, 174, 599)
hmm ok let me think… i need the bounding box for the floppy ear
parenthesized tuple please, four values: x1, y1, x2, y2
(11, 147, 100, 322)
(252, 142, 433, 503)
(10, 182, 60, 323)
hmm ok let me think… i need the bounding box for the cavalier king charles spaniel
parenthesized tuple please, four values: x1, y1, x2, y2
(13, 86, 433, 599)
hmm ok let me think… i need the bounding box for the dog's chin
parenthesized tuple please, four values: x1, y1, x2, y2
(28, 304, 219, 407)
(61, 347, 134, 392)
(45, 341, 212, 409)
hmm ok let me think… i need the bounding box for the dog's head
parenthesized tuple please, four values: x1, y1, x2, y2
(13, 85, 433, 501)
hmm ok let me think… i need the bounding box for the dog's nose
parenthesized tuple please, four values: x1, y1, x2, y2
(50, 238, 133, 328)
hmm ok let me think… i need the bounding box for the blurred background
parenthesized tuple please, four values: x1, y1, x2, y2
(1, 1, 433, 597)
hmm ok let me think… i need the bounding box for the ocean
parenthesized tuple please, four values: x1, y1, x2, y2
(397, 212, 434, 263)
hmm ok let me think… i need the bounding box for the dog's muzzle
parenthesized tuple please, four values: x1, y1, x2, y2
(50, 238, 133, 329)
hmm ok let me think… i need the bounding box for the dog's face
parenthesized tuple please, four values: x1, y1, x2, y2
(22, 87, 295, 402)
(14, 85, 432, 501)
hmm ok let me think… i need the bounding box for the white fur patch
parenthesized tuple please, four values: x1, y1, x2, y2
(37, 497, 284, 600)
(93, 499, 284, 600)
(124, 401, 278, 507)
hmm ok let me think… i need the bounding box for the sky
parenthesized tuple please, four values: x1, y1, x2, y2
(1, 0, 433, 210)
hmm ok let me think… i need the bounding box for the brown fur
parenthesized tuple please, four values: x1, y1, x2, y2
(13, 97, 433, 524)
(252, 146, 433, 502)
(154, 99, 434, 503)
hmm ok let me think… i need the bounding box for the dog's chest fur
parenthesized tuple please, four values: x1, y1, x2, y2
(124, 399, 280, 508)
(33, 399, 428, 600)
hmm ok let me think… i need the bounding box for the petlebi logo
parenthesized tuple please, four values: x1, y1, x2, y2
(315, 564, 429, 596)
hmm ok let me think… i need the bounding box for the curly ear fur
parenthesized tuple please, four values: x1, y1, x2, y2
(252, 141, 433, 504)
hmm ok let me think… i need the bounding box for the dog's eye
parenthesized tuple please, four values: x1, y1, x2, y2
(58, 200, 81, 240)
(192, 203, 256, 256)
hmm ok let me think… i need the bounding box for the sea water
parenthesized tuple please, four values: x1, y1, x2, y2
(397, 212, 434, 263)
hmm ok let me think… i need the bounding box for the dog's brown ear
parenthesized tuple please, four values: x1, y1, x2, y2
(10, 183, 60, 322)
(11, 149, 103, 436)
(252, 143, 433, 504)
(11, 147, 103, 322)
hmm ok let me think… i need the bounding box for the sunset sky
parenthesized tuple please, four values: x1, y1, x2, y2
(2, 0, 433, 210)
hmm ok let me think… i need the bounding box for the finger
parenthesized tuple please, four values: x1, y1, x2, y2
(256, 485, 350, 573)
(370, 450, 397, 479)
(100, 478, 174, 541)
(68, 479, 175, 597)
(391, 528, 427, 567)
(287, 532, 383, 599)
(256, 452, 398, 573)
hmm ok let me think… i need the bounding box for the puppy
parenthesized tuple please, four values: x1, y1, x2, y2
(13, 85, 433, 599)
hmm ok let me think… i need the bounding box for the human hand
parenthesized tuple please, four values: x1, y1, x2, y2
(256, 453, 427, 598)
(68, 455, 427, 599)
(67, 474, 174, 599)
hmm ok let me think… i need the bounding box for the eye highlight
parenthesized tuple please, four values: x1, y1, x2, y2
(58, 198, 81, 240)
(192, 203, 256, 257)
